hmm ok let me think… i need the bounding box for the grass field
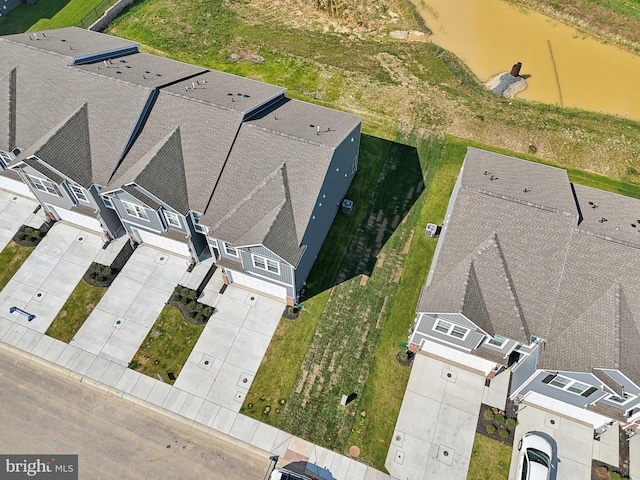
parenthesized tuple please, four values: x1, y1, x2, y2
(468, 433, 512, 480)
(106, 0, 640, 184)
(45, 280, 106, 343)
(0, 0, 109, 34)
(128, 305, 205, 385)
(0, 241, 33, 292)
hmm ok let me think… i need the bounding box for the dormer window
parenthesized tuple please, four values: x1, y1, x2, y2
(487, 335, 508, 348)
(122, 200, 149, 221)
(223, 242, 238, 257)
(0, 150, 12, 168)
(70, 184, 88, 202)
(433, 319, 469, 340)
(164, 210, 181, 228)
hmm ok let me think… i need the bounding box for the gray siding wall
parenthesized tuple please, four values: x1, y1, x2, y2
(185, 215, 209, 259)
(241, 245, 294, 286)
(90, 186, 123, 237)
(217, 239, 243, 264)
(601, 369, 640, 395)
(510, 347, 539, 394)
(111, 190, 164, 232)
(294, 123, 362, 293)
(416, 314, 484, 351)
(519, 370, 604, 408)
(20, 165, 75, 211)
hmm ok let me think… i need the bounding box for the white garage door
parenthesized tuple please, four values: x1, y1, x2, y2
(0, 176, 36, 199)
(49, 205, 103, 233)
(229, 270, 288, 299)
(132, 227, 190, 258)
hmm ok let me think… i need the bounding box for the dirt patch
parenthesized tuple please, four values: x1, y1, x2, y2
(58, 310, 67, 318)
(359, 275, 369, 287)
(375, 296, 388, 329)
(402, 229, 415, 254)
(392, 266, 403, 283)
(375, 252, 386, 268)
(228, 42, 265, 64)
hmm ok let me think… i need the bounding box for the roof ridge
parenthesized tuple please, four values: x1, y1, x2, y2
(490, 232, 531, 341)
(614, 281, 621, 369)
(245, 122, 332, 149)
(1, 67, 17, 151)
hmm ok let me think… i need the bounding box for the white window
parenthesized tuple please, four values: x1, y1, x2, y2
(191, 211, 208, 234)
(252, 254, 280, 275)
(29, 175, 58, 196)
(69, 184, 88, 202)
(223, 242, 238, 257)
(164, 211, 181, 228)
(606, 392, 636, 405)
(0, 150, 12, 167)
(101, 195, 114, 209)
(433, 319, 469, 340)
(488, 335, 508, 348)
(122, 200, 149, 221)
(352, 154, 358, 174)
(548, 375, 591, 395)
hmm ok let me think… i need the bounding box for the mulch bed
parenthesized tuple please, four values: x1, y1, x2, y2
(476, 401, 518, 446)
(591, 426, 632, 479)
(282, 306, 301, 320)
(396, 350, 414, 366)
(166, 296, 211, 325)
(83, 240, 136, 288)
(12, 221, 52, 247)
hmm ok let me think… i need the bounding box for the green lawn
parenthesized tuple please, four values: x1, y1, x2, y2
(0, 241, 34, 291)
(0, 0, 108, 34)
(467, 433, 512, 480)
(45, 279, 106, 343)
(128, 305, 205, 384)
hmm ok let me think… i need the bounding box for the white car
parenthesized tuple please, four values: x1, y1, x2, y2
(515, 432, 554, 480)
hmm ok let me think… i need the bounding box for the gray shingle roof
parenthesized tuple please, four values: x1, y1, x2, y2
(111, 128, 189, 214)
(2, 27, 138, 61)
(418, 147, 640, 385)
(75, 52, 206, 89)
(109, 90, 243, 213)
(17, 103, 93, 188)
(1, 37, 149, 186)
(121, 185, 161, 210)
(0, 67, 16, 152)
(164, 70, 286, 116)
(247, 97, 361, 149)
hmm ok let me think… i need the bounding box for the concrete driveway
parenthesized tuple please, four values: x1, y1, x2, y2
(508, 399, 618, 480)
(0, 190, 37, 251)
(173, 285, 284, 412)
(0, 222, 103, 335)
(385, 351, 487, 480)
(71, 246, 187, 365)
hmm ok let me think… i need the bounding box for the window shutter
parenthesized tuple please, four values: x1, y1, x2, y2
(541, 374, 556, 384)
(582, 387, 598, 397)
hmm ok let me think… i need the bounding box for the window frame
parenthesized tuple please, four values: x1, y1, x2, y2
(69, 184, 88, 202)
(251, 254, 280, 275)
(0, 150, 12, 167)
(122, 200, 150, 221)
(101, 195, 115, 209)
(352, 154, 359, 174)
(29, 175, 58, 196)
(487, 335, 508, 348)
(223, 242, 238, 257)
(163, 210, 181, 228)
(432, 319, 470, 340)
(548, 374, 591, 395)
(606, 392, 636, 405)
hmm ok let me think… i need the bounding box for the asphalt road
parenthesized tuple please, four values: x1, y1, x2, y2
(0, 346, 271, 479)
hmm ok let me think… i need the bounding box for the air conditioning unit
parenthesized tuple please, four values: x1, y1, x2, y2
(342, 199, 353, 214)
(425, 223, 438, 238)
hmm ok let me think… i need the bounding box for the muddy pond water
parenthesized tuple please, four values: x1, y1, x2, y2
(410, 0, 640, 120)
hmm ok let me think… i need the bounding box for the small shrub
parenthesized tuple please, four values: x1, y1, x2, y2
(495, 413, 505, 424)
(172, 293, 181, 302)
(506, 417, 517, 429)
(101, 265, 112, 275)
(188, 309, 197, 318)
(498, 427, 509, 438)
(195, 302, 204, 313)
(609, 472, 624, 480)
(16, 232, 27, 241)
(483, 409, 495, 421)
(180, 287, 190, 297)
(195, 314, 204, 323)
(89, 271, 98, 280)
(179, 296, 188, 305)
(24, 227, 35, 236)
(187, 289, 197, 301)
(28, 235, 39, 243)
(203, 306, 214, 317)
(486, 424, 496, 435)
(129, 360, 140, 370)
